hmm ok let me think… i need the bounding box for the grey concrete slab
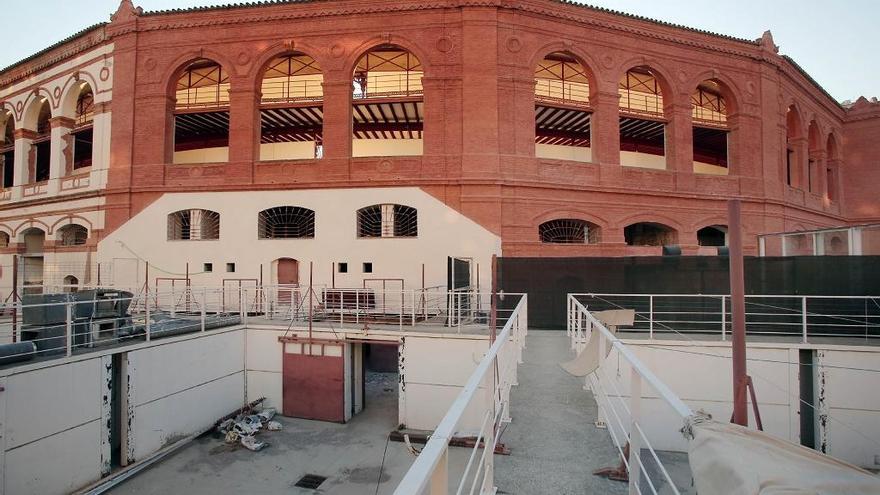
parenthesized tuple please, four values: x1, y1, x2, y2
(495, 331, 628, 495)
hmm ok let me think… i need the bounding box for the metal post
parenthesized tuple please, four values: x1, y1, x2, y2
(482, 374, 496, 494)
(65, 301, 73, 357)
(628, 369, 643, 495)
(801, 297, 808, 344)
(596, 329, 607, 427)
(721, 296, 727, 341)
(145, 291, 151, 342)
(170, 285, 176, 318)
(12, 254, 18, 343)
(201, 287, 207, 332)
(728, 199, 748, 427)
(241, 287, 248, 326)
(411, 290, 416, 326)
(429, 449, 448, 495)
(648, 295, 654, 339)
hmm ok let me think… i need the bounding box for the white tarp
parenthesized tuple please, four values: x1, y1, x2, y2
(559, 309, 633, 377)
(684, 414, 880, 494)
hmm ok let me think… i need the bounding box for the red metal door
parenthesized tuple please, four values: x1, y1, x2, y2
(277, 258, 299, 304)
(282, 343, 345, 422)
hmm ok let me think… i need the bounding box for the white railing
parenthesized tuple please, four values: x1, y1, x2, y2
(568, 295, 692, 495)
(570, 293, 880, 343)
(394, 295, 528, 495)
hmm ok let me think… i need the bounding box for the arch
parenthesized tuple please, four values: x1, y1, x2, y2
(344, 35, 432, 81)
(697, 225, 728, 247)
(170, 57, 231, 164)
(534, 50, 594, 162)
(685, 71, 742, 116)
(530, 44, 599, 100)
(20, 90, 54, 130)
(49, 215, 94, 233)
(691, 78, 734, 174)
(63, 275, 80, 292)
(539, 219, 601, 244)
(532, 208, 609, 229)
(618, 63, 672, 169)
(807, 119, 823, 151)
(623, 222, 678, 246)
(1, 114, 13, 188)
(57, 224, 88, 246)
(785, 103, 804, 139)
(356, 204, 418, 238)
(167, 209, 220, 241)
(251, 42, 326, 93)
(826, 132, 841, 160)
(257, 206, 315, 239)
(14, 220, 50, 238)
(616, 59, 676, 107)
(615, 212, 684, 233)
(19, 226, 46, 253)
(163, 50, 237, 100)
(59, 75, 97, 119)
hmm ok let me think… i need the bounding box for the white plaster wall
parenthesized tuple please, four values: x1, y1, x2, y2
(597, 340, 880, 469)
(536, 144, 592, 162)
(353, 139, 423, 157)
(620, 151, 666, 169)
(173, 146, 229, 164)
(127, 329, 245, 460)
(0, 359, 106, 495)
(97, 187, 500, 292)
(245, 327, 286, 410)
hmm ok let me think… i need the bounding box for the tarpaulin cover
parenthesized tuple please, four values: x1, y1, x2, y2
(685, 414, 880, 494)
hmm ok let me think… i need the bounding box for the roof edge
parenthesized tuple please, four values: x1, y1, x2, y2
(0, 23, 108, 84)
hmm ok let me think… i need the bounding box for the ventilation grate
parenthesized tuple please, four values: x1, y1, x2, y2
(294, 474, 327, 489)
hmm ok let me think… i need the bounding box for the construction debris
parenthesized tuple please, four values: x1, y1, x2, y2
(240, 435, 269, 452)
(267, 421, 282, 431)
(214, 402, 281, 453)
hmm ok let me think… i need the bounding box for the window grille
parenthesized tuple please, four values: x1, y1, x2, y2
(357, 204, 417, 238)
(0, 232, 8, 248)
(167, 209, 220, 241)
(539, 219, 600, 244)
(58, 225, 88, 246)
(624, 223, 677, 246)
(258, 206, 315, 239)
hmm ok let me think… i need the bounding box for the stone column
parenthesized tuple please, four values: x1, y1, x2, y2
(665, 100, 694, 177)
(48, 116, 75, 194)
(590, 89, 620, 166)
(12, 129, 36, 199)
(320, 77, 353, 160)
(227, 77, 260, 182)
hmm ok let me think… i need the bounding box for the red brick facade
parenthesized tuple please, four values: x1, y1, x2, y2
(4, 0, 880, 256)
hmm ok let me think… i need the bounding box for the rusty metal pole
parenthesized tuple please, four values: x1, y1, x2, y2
(308, 261, 313, 342)
(489, 255, 497, 344)
(12, 254, 18, 343)
(728, 199, 748, 427)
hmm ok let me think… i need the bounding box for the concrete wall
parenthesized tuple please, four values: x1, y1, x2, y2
(620, 150, 666, 169)
(596, 339, 880, 469)
(97, 187, 500, 292)
(352, 139, 423, 157)
(173, 146, 229, 164)
(536, 144, 591, 162)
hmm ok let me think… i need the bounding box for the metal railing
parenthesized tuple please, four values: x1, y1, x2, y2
(260, 78, 324, 104)
(395, 294, 527, 494)
(568, 295, 692, 495)
(534, 79, 590, 107)
(570, 293, 880, 343)
(353, 73, 424, 99)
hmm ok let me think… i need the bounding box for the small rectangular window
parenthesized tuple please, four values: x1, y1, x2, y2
(226, 263, 236, 273)
(203, 263, 213, 273)
(338, 262, 348, 273)
(362, 262, 373, 273)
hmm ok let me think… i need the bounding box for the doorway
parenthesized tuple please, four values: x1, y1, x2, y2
(275, 257, 299, 305)
(353, 342, 400, 430)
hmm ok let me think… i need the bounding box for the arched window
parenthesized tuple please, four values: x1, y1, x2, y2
(21, 227, 46, 253)
(535, 52, 592, 162)
(352, 45, 423, 157)
(258, 206, 315, 239)
(624, 222, 677, 246)
(697, 225, 727, 247)
(32, 98, 52, 183)
(357, 204, 418, 238)
(173, 59, 230, 164)
(73, 84, 95, 170)
(0, 231, 9, 248)
(1, 115, 13, 188)
(259, 52, 324, 161)
(167, 209, 220, 240)
(825, 134, 840, 201)
(619, 67, 666, 169)
(785, 105, 803, 188)
(807, 120, 821, 194)
(539, 219, 600, 244)
(58, 224, 88, 246)
(63, 275, 79, 292)
(692, 80, 729, 175)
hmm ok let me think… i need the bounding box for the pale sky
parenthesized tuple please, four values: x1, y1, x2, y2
(1, 0, 875, 102)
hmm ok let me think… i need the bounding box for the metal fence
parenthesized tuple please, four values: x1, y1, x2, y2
(570, 293, 880, 342)
(394, 294, 528, 494)
(568, 295, 693, 495)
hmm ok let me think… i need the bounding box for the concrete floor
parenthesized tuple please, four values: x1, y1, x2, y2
(110, 331, 689, 494)
(495, 331, 628, 495)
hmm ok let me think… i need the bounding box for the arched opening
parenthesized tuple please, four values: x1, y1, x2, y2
(807, 120, 822, 194)
(72, 83, 95, 171)
(58, 224, 88, 246)
(692, 80, 729, 175)
(534, 52, 592, 162)
(32, 98, 52, 183)
(357, 204, 418, 238)
(20, 227, 45, 294)
(63, 275, 80, 292)
(0, 231, 8, 248)
(172, 59, 230, 164)
(619, 66, 667, 169)
(259, 52, 324, 161)
(697, 225, 728, 247)
(539, 219, 600, 244)
(785, 105, 803, 188)
(0, 114, 13, 188)
(258, 206, 315, 239)
(167, 209, 220, 240)
(624, 222, 677, 246)
(351, 45, 423, 157)
(825, 134, 840, 201)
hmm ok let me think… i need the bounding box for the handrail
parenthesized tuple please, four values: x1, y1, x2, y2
(394, 295, 527, 495)
(571, 296, 692, 418)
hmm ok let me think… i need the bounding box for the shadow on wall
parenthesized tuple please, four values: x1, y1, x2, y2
(498, 256, 880, 329)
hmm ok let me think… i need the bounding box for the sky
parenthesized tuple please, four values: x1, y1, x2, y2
(0, 0, 876, 102)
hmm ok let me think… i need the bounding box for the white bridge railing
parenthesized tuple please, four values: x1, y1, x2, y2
(570, 293, 880, 343)
(394, 295, 528, 495)
(568, 294, 693, 495)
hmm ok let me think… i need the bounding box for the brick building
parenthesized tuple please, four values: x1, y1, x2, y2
(0, 0, 878, 293)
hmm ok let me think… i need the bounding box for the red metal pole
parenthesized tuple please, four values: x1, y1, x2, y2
(308, 261, 313, 342)
(489, 255, 497, 344)
(12, 254, 18, 343)
(728, 199, 748, 427)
